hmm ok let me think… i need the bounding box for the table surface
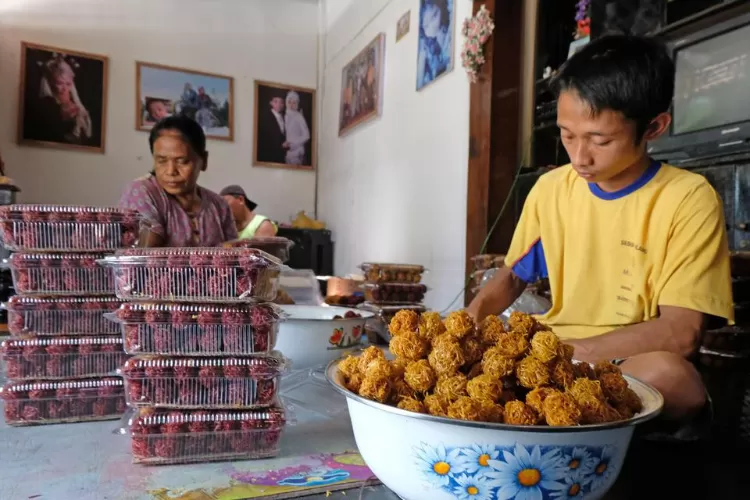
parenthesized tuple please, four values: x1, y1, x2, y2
(0, 369, 399, 500)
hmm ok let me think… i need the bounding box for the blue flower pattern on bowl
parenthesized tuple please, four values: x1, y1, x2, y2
(414, 442, 618, 499)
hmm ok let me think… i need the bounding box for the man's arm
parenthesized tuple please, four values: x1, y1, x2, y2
(568, 305, 705, 362)
(466, 267, 527, 322)
(254, 220, 277, 238)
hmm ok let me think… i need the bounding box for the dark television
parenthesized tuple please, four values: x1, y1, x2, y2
(648, 10, 750, 162)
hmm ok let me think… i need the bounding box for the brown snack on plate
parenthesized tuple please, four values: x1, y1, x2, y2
(525, 386, 560, 415)
(391, 377, 417, 403)
(359, 374, 391, 403)
(357, 346, 386, 374)
(428, 339, 465, 377)
(516, 356, 551, 389)
(434, 373, 468, 402)
(573, 362, 596, 380)
(397, 397, 426, 413)
(598, 371, 629, 402)
(447, 396, 484, 421)
(550, 358, 576, 389)
(424, 393, 451, 417)
(481, 348, 516, 378)
(444, 310, 475, 340)
(479, 315, 505, 345)
(567, 378, 606, 403)
(346, 373, 364, 393)
(466, 362, 484, 379)
(478, 399, 505, 423)
(508, 311, 537, 338)
(577, 394, 622, 424)
(621, 387, 643, 414)
(503, 400, 539, 425)
(365, 357, 392, 380)
(389, 358, 408, 378)
(530, 331, 559, 363)
(461, 336, 485, 367)
(389, 309, 420, 337)
(558, 343, 575, 361)
(418, 312, 446, 342)
(543, 392, 582, 426)
(404, 359, 437, 393)
(466, 374, 503, 403)
(495, 333, 530, 359)
(593, 360, 621, 378)
(339, 355, 361, 378)
(390, 331, 429, 362)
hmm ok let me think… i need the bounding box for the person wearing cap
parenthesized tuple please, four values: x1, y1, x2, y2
(257, 89, 287, 164)
(220, 185, 277, 239)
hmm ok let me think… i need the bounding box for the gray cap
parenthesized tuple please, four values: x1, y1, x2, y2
(220, 185, 257, 211)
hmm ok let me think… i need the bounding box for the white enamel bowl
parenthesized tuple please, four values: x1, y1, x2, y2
(276, 305, 375, 370)
(326, 360, 663, 500)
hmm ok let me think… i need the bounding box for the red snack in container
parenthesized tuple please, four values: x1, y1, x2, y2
(197, 309, 222, 326)
(145, 309, 170, 324)
(171, 308, 195, 325)
(128, 380, 144, 402)
(198, 330, 220, 353)
(151, 326, 174, 353)
(22, 404, 42, 421)
(189, 253, 212, 268)
(22, 210, 46, 222)
(174, 364, 198, 379)
(75, 211, 99, 223)
(68, 399, 91, 417)
(47, 401, 68, 419)
(222, 308, 248, 326)
(92, 399, 114, 416)
(121, 229, 137, 247)
(224, 362, 248, 378)
(48, 211, 75, 222)
(162, 411, 188, 434)
(199, 365, 222, 389)
(256, 379, 277, 405)
(146, 364, 172, 378)
(22, 344, 46, 362)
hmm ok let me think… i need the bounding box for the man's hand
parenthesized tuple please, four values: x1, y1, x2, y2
(466, 267, 527, 323)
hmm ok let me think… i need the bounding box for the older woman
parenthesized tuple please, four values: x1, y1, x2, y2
(119, 115, 237, 247)
(283, 91, 310, 166)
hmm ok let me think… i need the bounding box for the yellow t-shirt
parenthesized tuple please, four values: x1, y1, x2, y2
(506, 160, 734, 339)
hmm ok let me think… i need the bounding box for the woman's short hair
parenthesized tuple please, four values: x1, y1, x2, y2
(148, 115, 206, 156)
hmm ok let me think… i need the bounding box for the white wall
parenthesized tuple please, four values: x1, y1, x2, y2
(0, 0, 319, 223)
(318, 0, 471, 311)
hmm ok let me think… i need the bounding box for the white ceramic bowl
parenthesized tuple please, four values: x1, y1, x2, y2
(276, 305, 374, 370)
(326, 360, 663, 500)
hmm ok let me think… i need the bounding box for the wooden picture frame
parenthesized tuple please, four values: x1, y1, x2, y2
(338, 33, 386, 137)
(253, 80, 316, 170)
(17, 41, 109, 153)
(135, 62, 234, 142)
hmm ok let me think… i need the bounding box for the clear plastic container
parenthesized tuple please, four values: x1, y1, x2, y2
(6, 296, 122, 336)
(121, 352, 286, 409)
(0, 204, 143, 252)
(1, 377, 126, 426)
(129, 406, 285, 464)
(108, 302, 281, 356)
(359, 263, 425, 284)
(363, 283, 427, 304)
(1, 336, 128, 380)
(100, 247, 281, 303)
(8, 253, 114, 296)
(220, 236, 294, 263)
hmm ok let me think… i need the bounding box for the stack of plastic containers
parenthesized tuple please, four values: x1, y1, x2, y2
(101, 247, 287, 465)
(358, 263, 427, 344)
(0, 204, 139, 426)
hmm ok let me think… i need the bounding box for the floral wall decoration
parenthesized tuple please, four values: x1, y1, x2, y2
(460, 5, 495, 83)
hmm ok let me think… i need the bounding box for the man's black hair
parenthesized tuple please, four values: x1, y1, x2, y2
(148, 115, 206, 156)
(550, 34, 674, 141)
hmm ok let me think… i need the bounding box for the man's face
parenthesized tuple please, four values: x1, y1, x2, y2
(149, 101, 170, 121)
(270, 97, 285, 112)
(222, 195, 245, 219)
(557, 90, 649, 184)
(152, 131, 203, 196)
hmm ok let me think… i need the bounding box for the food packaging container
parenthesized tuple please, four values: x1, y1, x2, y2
(129, 406, 285, 465)
(1, 377, 126, 426)
(121, 352, 286, 409)
(8, 253, 114, 296)
(359, 263, 425, 284)
(6, 296, 122, 336)
(363, 283, 427, 304)
(1, 336, 128, 380)
(470, 254, 506, 271)
(107, 302, 281, 356)
(100, 247, 281, 303)
(220, 236, 294, 263)
(358, 302, 427, 341)
(0, 204, 143, 252)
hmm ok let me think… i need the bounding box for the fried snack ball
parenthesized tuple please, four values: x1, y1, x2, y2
(504, 400, 539, 425)
(404, 359, 437, 393)
(567, 378, 606, 403)
(431, 333, 454, 348)
(496, 333, 530, 359)
(390, 358, 407, 378)
(390, 331, 429, 362)
(516, 356, 551, 389)
(391, 377, 417, 403)
(444, 310, 475, 340)
(428, 338, 465, 377)
(346, 373, 364, 393)
(418, 311, 446, 342)
(339, 355, 361, 378)
(622, 387, 643, 414)
(573, 361, 596, 380)
(558, 343, 575, 361)
(525, 386, 560, 415)
(614, 402, 635, 420)
(481, 348, 516, 378)
(461, 335, 485, 367)
(364, 357, 392, 379)
(424, 393, 451, 417)
(598, 371, 629, 402)
(530, 331, 559, 363)
(577, 394, 622, 424)
(479, 399, 505, 423)
(359, 374, 391, 403)
(594, 360, 621, 378)
(357, 346, 386, 374)
(447, 396, 485, 421)
(435, 373, 468, 402)
(479, 315, 505, 345)
(389, 309, 419, 336)
(397, 397, 426, 414)
(508, 312, 537, 338)
(543, 392, 582, 426)
(467, 374, 503, 402)
(550, 358, 576, 389)
(466, 362, 484, 379)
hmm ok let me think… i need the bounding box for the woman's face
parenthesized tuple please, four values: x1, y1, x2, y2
(152, 130, 204, 197)
(53, 73, 73, 101)
(422, 3, 442, 38)
(287, 100, 299, 111)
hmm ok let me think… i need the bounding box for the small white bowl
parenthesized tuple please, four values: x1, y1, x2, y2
(326, 360, 663, 500)
(276, 305, 375, 370)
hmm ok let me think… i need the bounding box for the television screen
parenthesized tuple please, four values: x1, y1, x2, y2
(673, 22, 750, 135)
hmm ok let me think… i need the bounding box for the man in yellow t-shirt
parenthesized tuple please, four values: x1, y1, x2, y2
(467, 35, 733, 424)
(220, 185, 277, 239)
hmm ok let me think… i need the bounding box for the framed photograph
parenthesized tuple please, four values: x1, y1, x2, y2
(416, 0, 456, 91)
(17, 42, 108, 153)
(339, 33, 386, 137)
(253, 80, 316, 170)
(136, 62, 234, 141)
(397, 11, 411, 42)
